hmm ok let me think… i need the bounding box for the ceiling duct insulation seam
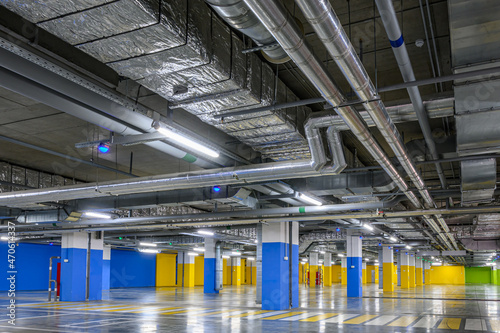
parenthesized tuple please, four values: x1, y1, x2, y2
(204, 0, 289, 64)
(1, 0, 312, 161)
(294, 0, 457, 251)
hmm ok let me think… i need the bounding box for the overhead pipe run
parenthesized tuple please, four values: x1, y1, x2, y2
(374, 0, 447, 190)
(292, 0, 457, 251)
(241, 0, 423, 211)
(205, 0, 290, 64)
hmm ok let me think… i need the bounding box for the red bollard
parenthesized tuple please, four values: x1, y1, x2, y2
(56, 262, 61, 298)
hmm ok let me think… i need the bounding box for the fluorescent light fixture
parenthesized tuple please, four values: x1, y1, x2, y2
(298, 193, 322, 206)
(139, 242, 157, 247)
(432, 262, 442, 266)
(222, 255, 230, 259)
(157, 127, 219, 158)
(193, 247, 205, 252)
(254, 240, 258, 244)
(389, 237, 397, 242)
(197, 230, 214, 236)
(486, 263, 496, 266)
(431, 256, 435, 259)
(231, 252, 241, 256)
(365, 258, 370, 261)
(319, 251, 326, 254)
(84, 212, 111, 219)
(363, 224, 374, 231)
(405, 245, 412, 250)
(338, 254, 344, 257)
(1, 236, 9, 241)
(187, 252, 198, 256)
(247, 257, 255, 261)
(375, 260, 379, 263)
(139, 249, 159, 254)
(302, 259, 308, 262)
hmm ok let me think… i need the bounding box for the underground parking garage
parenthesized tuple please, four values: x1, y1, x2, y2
(0, 0, 500, 331)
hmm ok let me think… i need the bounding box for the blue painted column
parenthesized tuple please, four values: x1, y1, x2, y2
(346, 230, 362, 297)
(102, 245, 111, 291)
(204, 238, 219, 294)
(60, 231, 103, 301)
(61, 231, 87, 301)
(262, 222, 299, 310)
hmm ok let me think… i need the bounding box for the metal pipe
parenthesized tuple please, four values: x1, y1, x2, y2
(215, 241, 223, 291)
(375, 0, 447, 191)
(418, 0, 438, 92)
(205, 0, 289, 64)
(288, 221, 293, 309)
(242, 0, 421, 210)
(0, 135, 138, 178)
(425, 0, 443, 92)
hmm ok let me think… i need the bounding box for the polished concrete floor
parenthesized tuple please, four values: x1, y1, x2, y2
(2, 284, 500, 332)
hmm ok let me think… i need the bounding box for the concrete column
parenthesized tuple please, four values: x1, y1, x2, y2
(232, 257, 241, 286)
(397, 251, 401, 286)
(378, 249, 383, 289)
(400, 252, 410, 288)
(61, 231, 103, 301)
(409, 253, 416, 287)
(204, 238, 219, 294)
(324, 253, 332, 286)
(246, 258, 256, 285)
(347, 231, 362, 297)
(309, 252, 319, 287)
(102, 245, 111, 291)
(416, 257, 423, 286)
(424, 261, 432, 285)
(382, 246, 394, 292)
(362, 262, 367, 284)
(262, 222, 299, 310)
(341, 257, 347, 285)
(178, 251, 195, 287)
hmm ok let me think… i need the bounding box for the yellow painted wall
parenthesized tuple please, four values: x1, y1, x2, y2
(245, 264, 252, 285)
(156, 253, 177, 287)
(362, 268, 367, 284)
(341, 266, 347, 285)
(240, 259, 247, 285)
(178, 262, 195, 287)
(425, 269, 431, 284)
(252, 266, 257, 285)
(430, 266, 465, 285)
(194, 255, 204, 286)
(393, 264, 397, 283)
(332, 265, 341, 283)
(223, 259, 229, 285)
(232, 262, 241, 285)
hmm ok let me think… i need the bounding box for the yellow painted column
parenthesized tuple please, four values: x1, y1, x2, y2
(383, 246, 394, 292)
(341, 257, 347, 285)
(299, 262, 304, 283)
(177, 251, 195, 287)
(232, 258, 241, 285)
(416, 258, 423, 286)
(156, 253, 177, 286)
(424, 261, 432, 284)
(194, 255, 204, 286)
(374, 263, 379, 283)
(246, 258, 254, 284)
(324, 253, 332, 286)
(362, 262, 367, 284)
(401, 252, 410, 288)
(225, 257, 232, 285)
(309, 253, 319, 287)
(240, 259, 247, 285)
(409, 254, 416, 287)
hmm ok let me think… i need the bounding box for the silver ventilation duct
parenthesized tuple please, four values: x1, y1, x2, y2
(294, 0, 458, 251)
(205, 0, 289, 64)
(450, 0, 500, 206)
(0, 0, 310, 162)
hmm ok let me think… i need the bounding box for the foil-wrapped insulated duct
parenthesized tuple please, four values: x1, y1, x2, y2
(1, 0, 311, 162)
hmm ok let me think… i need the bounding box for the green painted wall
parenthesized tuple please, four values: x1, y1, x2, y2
(465, 267, 491, 283)
(495, 269, 500, 286)
(493, 269, 498, 285)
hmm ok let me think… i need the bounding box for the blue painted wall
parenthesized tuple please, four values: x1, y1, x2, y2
(110, 249, 156, 288)
(0, 243, 61, 291)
